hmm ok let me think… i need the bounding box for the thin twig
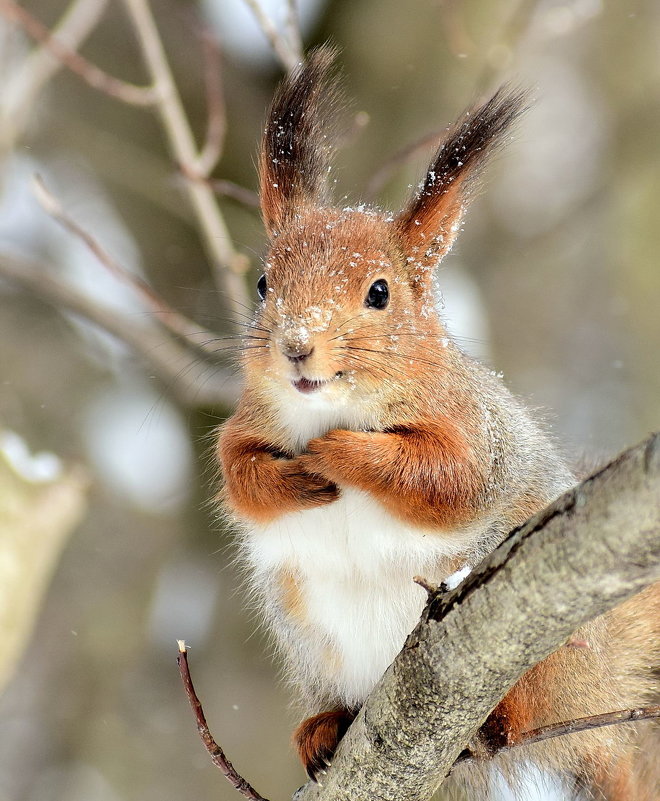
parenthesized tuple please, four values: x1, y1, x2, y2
(210, 179, 260, 209)
(0, 252, 241, 408)
(413, 575, 439, 597)
(364, 125, 450, 201)
(241, 0, 300, 72)
(511, 706, 660, 750)
(32, 175, 222, 355)
(0, 0, 157, 105)
(194, 29, 227, 178)
(456, 705, 660, 765)
(121, 0, 251, 327)
(0, 0, 108, 160)
(283, 0, 303, 63)
(176, 641, 270, 801)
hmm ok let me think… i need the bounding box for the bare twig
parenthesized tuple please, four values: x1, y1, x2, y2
(176, 641, 270, 801)
(0, 0, 108, 161)
(241, 0, 301, 72)
(2, 0, 252, 325)
(210, 179, 260, 209)
(0, 0, 157, 105)
(32, 175, 222, 355)
(194, 29, 227, 178)
(121, 0, 251, 325)
(364, 126, 450, 201)
(456, 704, 660, 764)
(365, 0, 539, 201)
(510, 705, 660, 750)
(0, 252, 241, 408)
(283, 0, 303, 62)
(412, 576, 439, 597)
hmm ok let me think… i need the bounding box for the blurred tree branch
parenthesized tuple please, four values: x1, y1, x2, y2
(0, 0, 254, 330)
(242, 0, 303, 72)
(0, 0, 108, 168)
(0, 251, 241, 408)
(0, 441, 89, 695)
(32, 174, 226, 356)
(0, 0, 157, 105)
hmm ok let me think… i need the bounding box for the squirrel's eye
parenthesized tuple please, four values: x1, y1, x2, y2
(365, 279, 389, 309)
(257, 274, 267, 301)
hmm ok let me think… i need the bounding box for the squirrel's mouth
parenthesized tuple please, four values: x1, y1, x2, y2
(292, 378, 326, 394)
(292, 372, 343, 394)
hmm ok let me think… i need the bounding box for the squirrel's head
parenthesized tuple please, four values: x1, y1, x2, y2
(243, 48, 525, 408)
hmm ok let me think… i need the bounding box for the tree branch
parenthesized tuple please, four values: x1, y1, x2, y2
(294, 433, 660, 801)
(241, 0, 301, 72)
(506, 705, 660, 751)
(120, 0, 251, 326)
(0, 0, 157, 106)
(365, 126, 452, 201)
(0, 0, 108, 162)
(0, 252, 241, 409)
(194, 29, 227, 179)
(32, 174, 225, 356)
(177, 641, 270, 801)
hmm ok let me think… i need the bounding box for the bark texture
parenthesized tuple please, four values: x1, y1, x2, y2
(294, 433, 660, 801)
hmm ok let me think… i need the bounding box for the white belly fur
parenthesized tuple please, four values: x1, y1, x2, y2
(241, 487, 476, 708)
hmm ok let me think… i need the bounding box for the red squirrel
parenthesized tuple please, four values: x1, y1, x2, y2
(217, 49, 660, 799)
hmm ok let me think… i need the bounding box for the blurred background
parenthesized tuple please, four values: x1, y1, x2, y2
(0, 1, 658, 800)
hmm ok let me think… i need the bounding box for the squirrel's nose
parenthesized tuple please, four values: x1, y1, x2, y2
(283, 344, 314, 363)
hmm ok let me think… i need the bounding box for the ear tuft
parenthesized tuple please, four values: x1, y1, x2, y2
(259, 46, 342, 236)
(396, 86, 529, 262)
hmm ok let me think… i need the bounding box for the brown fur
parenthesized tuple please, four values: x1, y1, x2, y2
(293, 708, 356, 781)
(298, 419, 486, 529)
(277, 568, 308, 624)
(218, 406, 338, 523)
(217, 49, 660, 798)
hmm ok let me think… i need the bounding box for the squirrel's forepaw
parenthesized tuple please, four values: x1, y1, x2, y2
(294, 708, 355, 782)
(279, 457, 339, 506)
(304, 429, 363, 471)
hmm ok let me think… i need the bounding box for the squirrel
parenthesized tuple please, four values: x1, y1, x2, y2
(217, 48, 660, 800)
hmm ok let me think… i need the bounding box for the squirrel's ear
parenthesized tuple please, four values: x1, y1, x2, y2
(259, 47, 340, 237)
(395, 87, 527, 266)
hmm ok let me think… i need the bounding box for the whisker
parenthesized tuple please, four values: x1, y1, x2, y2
(328, 311, 372, 341)
(343, 344, 447, 371)
(340, 347, 405, 382)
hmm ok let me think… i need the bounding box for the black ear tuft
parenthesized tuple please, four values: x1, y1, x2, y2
(420, 86, 528, 201)
(397, 86, 529, 261)
(259, 46, 341, 236)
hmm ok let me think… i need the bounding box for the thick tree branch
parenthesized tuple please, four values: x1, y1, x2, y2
(295, 433, 660, 801)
